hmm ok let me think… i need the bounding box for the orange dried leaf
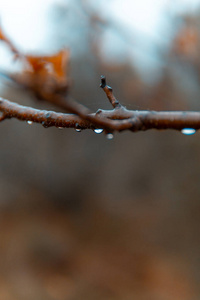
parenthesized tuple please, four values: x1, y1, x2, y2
(0, 26, 70, 98)
(44, 49, 69, 79)
(25, 49, 70, 81)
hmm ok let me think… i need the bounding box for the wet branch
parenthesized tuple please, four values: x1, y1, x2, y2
(1, 96, 200, 133)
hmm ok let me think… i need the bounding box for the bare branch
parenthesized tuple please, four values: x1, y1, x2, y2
(38, 93, 132, 132)
(1, 97, 200, 133)
(0, 97, 135, 131)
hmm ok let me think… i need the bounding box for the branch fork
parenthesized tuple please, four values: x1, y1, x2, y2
(0, 77, 200, 134)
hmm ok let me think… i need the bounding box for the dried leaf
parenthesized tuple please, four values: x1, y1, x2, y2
(0, 26, 70, 101)
(25, 49, 70, 81)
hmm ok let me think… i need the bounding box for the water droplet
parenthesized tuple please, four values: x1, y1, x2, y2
(106, 133, 114, 140)
(42, 121, 49, 128)
(27, 120, 33, 125)
(58, 127, 63, 129)
(181, 128, 196, 135)
(45, 112, 51, 119)
(94, 129, 103, 134)
(75, 123, 82, 132)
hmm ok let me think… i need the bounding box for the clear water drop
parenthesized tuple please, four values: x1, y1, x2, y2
(58, 127, 63, 129)
(94, 129, 103, 134)
(27, 120, 33, 125)
(42, 121, 49, 128)
(75, 123, 82, 132)
(106, 133, 114, 140)
(181, 128, 196, 135)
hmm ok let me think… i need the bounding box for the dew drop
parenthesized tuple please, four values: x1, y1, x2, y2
(94, 128, 103, 134)
(42, 121, 49, 128)
(58, 127, 63, 129)
(27, 120, 33, 125)
(75, 123, 82, 132)
(181, 128, 196, 135)
(106, 133, 114, 140)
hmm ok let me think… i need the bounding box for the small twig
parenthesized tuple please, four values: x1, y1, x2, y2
(100, 75, 122, 109)
(0, 26, 22, 59)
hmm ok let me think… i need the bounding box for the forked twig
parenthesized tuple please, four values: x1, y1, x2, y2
(1, 90, 200, 133)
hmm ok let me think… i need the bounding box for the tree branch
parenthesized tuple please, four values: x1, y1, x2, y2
(1, 97, 200, 133)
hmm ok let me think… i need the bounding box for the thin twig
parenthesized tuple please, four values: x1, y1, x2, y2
(0, 26, 23, 59)
(100, 75, 122, 108)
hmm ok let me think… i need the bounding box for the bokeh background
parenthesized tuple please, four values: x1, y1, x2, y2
(0, 0, 200, 299)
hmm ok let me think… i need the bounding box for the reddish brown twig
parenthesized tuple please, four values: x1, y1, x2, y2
(1, 97, 200, 133)
(100, 75, 122, 108)
(0, 26, 22, 58)
(0, 97, 138, 131)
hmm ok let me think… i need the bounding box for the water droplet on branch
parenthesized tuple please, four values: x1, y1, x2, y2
(106, 133, 114, 140)
(42, 121, 49, 128)
(94, 129, 103, 134)
(75, 123, 82, 132)
(181, 128, 196, 135)
(27, 120, 33, 125)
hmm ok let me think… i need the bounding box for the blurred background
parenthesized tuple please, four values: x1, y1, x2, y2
(0, 0, 200, 299)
